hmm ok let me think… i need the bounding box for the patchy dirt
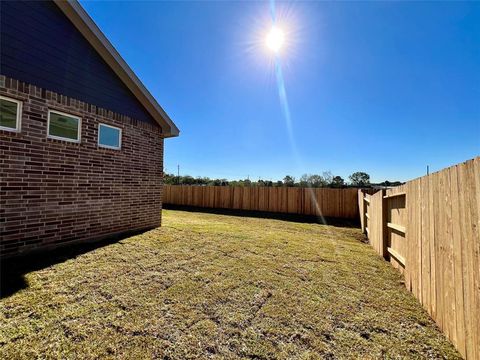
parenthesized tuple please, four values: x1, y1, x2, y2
(0, 210, 460, 359)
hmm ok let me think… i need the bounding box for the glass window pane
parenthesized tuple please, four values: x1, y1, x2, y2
(99, 124, 121, 148)
(49, 112, 79, 140)
(0, 99, 18, 129)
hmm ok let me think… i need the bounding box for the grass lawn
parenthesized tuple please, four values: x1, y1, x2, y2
(0, 210, 460, 359)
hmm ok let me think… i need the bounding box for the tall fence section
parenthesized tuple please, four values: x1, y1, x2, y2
(164, 186, 361, 219)
(359, 157, 479, 359)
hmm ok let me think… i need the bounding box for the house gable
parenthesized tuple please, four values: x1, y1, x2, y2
(1, 1, 158, 127)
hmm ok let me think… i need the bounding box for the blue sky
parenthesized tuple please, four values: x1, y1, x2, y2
(81, 1, 479, 183)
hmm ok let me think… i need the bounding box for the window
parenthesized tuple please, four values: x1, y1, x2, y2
(0, 96, 22, 132)
(47, 110, 81, 142)
(98, 123, 121, 149)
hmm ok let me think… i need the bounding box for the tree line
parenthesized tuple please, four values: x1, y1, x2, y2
(164, 171, 403, 188)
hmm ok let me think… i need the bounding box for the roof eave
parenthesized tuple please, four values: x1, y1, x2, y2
(53, 0, 179, 138)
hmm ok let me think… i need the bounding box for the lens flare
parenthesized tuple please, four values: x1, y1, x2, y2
(267, 0, 327, 225)
(266, 27, 285, 52)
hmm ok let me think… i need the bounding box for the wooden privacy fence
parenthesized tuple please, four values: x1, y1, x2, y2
(359, 157, 480, 359)
(164, 185, 361, 219)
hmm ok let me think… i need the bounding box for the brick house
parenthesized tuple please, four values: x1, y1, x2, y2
(0, 0, 179, 257)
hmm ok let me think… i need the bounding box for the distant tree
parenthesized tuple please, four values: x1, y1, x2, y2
(321, 171, 333, 186)
(296, 172, 332, 188)
(375, 180, 404, 187)
(299, 174, 310, 187)
(180, 175, 195, 185)
(309, 174, 325, 187)
(256, 180, 273, 187)
(283, 175, 295, 187)
(349, 172, 370, 186)
(164, 172, 375, 188)
(195, 177, 210, 185)
(331, 176, 345, 188)
(163, 173, 176, 185)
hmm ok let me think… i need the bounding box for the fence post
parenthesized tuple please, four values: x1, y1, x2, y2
(380, 189, 389, 259)
(358, 189, 366, 233)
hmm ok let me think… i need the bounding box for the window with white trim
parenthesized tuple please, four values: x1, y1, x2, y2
(0, 96, 22, 132)
(47, 110, 81, 142)
(98, 123, 122, 149)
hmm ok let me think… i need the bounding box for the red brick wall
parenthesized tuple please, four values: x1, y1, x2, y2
(0, 76, 164, 257)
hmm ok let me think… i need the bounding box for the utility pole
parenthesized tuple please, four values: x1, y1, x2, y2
(177, 164, 180, 184)
(427, 165, 429, 176)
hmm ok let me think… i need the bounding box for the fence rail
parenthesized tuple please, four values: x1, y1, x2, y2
(164, 185, 362, 219)
(359, 156, 480, 359)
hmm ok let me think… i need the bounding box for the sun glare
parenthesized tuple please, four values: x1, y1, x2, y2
(266, 27, 285, 53)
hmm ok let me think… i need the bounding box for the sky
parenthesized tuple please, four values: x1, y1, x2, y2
(80, 1, 480, 183)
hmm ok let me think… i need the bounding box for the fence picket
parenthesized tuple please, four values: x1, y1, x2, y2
(164, 185, 362, 219)
(358, 157, 479, 359)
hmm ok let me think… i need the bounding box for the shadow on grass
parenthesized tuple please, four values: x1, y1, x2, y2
(0, 228, 153, 299)
(163, 205, 361, 229)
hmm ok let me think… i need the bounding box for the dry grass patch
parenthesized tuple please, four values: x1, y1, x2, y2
(0, 210, 460, 359)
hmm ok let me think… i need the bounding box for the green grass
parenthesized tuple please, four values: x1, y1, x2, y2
(0, 210, 460, 359)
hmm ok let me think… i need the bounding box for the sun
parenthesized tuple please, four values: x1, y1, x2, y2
(266, 26, 285, 53)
